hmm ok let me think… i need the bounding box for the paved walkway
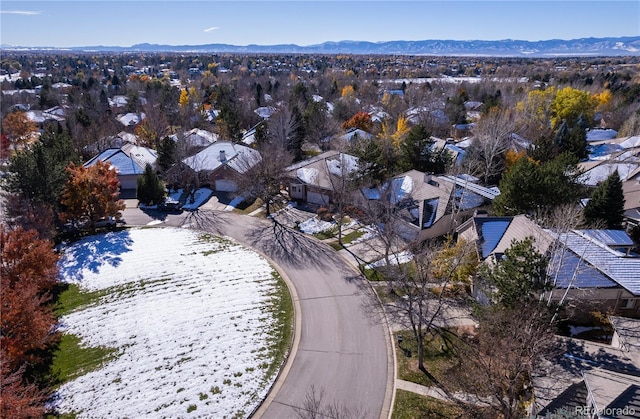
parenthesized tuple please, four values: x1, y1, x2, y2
(396, 379, 490, 406)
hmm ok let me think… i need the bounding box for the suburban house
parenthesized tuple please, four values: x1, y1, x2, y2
(624, 171, 640, 228)
(364, 170, 494, 242)
(547, 229, 640, 316)
(534, 316, 640, 418)
(25, 106, 66, 127)
(116, 112, 146, 128)
(174, 141, 261, 192)
(284, 151, 360, 206)
(337, 128, 374, 144)
(181, 128, 218, 148)
(85, 131, 140, 155)
(84, 143, 158, 192)
(457, 214, 554, 264)
(580, 135, 640, 187)
(457, 215, 640, 315)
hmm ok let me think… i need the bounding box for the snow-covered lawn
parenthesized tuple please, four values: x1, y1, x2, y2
(298, 217, 335, 234)
(54, 228, 287, 418)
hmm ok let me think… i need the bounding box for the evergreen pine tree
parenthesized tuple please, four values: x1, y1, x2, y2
(156, 136, 177, 173)
(399, 124, 450, 173)
(583, 170, 625, 229)
(136, 164, 165, 205)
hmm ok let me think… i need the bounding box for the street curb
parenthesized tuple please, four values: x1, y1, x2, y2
(247, 246, 301, 419)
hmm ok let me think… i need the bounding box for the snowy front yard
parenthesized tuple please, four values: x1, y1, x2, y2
(53, 228, 290, 418)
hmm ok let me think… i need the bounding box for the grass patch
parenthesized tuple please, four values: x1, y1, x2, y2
(50, 334, 118, 386)
(54, 283, 110, 316)
(312, 226, 338, 240)
(237, 198, 264, 214)
(392, 390, 464, 419)
(340, 229, 364, 245)
(394, 330, 458, 388)
(260, 271, 294, 383)
(362, 267, 386, 282)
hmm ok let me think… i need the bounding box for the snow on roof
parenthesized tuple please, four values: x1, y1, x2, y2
(184, 128, 218, 147)
(582, 162, 640, 186)
(589, 143, 624, 160)
(390, 175, 414, 204)
(455, 138, 474, 149)
(25, 110, 65, 123)
(183, 141, 261, 174)
(297, 167, 319, 184)
(620, 136, 640, 149)
(326, 153, 359, 177)
(117, 112, 145, 127)
(52, 82, 72, 89)
(84, 148, 144, 176)
(121, 143, 158, 169)
(339, 128, 373, 142)
(254, 106, 276, 119)
(108, 95, 128, 107)
(440, 175, 501, 200)
(587, 129, 618, 142)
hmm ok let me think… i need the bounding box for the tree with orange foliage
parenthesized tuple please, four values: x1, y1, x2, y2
(60, 160, 125, 231)
(0, 226, 59, 417)
(0, 361, 48, 419)
(342, 111, 373, 132)
(504, 149, 528, 172)
(2, 111, 38, 150)
(134, 119, 158, 148)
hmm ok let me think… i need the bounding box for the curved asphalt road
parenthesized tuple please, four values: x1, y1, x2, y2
(124, 207, 393, 418)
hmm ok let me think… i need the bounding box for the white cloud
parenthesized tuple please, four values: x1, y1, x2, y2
(203, 26, 220, 32)
(1, 10, 41, 15)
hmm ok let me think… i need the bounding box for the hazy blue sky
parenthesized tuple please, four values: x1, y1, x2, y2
(1, 1, 639, 48)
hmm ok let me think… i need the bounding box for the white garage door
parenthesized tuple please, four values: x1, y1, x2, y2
(215, 179, 238, 192)
(306, 191, 329, 205)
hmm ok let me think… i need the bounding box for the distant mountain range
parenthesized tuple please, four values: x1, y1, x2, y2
(2, 36, 640, 56)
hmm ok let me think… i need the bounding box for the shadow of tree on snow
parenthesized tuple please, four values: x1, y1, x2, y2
(58, 230, 134, 283)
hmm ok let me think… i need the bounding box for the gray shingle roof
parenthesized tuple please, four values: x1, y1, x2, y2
(558, 230, 640, 296)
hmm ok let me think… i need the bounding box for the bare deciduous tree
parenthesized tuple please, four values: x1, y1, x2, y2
(450, 302, 557, 419)
(233, 143, 292, 216)
(463, 107, 516, 185)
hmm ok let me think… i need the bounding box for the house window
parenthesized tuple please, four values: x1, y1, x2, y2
(620, 299, 635, 309)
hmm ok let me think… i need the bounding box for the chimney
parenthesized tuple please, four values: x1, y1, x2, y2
(218, 149, 227, 162)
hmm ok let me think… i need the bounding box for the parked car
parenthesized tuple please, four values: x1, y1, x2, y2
(159, 198, 182, 213)
(95, 216, 117, 228)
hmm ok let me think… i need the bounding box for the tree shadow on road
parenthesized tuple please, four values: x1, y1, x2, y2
(139, 206, 169, 222)
(180, 209, 370, 285)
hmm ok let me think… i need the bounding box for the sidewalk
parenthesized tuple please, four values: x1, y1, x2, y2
(396, 379, 490, 406)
